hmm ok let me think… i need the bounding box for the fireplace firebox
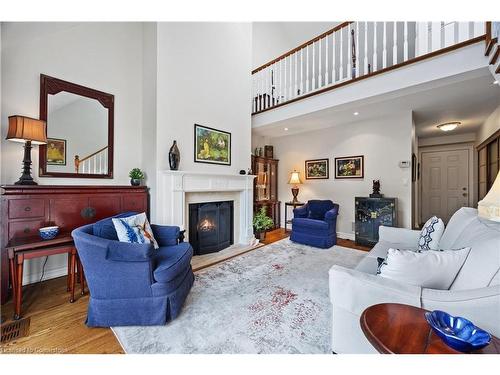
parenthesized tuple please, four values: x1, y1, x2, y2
(188, 201, 234, 255)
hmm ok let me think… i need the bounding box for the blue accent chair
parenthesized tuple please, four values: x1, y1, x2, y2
(71, 212, 194, 327)
(290, 200, 339, 248)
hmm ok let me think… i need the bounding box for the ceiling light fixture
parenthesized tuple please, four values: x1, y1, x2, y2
(284, 127, 289, 131)
(494, 80, 499, 85)
(437, 121, 460, 132)
(353, 112, 359, 116)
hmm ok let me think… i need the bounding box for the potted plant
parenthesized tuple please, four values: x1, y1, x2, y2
(129, 168, 144, 186)
(253, 206, 274, 241)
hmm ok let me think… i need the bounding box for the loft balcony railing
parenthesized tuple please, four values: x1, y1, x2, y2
(252, 22, 487, 114)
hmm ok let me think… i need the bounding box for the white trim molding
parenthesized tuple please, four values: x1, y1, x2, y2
(157, 170, 256, 245)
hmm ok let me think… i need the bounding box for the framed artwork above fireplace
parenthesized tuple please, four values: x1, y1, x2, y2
(194, 124, 231, 166)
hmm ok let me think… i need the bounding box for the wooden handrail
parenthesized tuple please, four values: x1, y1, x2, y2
(252, 21, 353, 74)
(74, 146, 108, 173)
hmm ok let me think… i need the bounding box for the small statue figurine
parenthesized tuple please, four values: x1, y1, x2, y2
(370, 180, 383, 198)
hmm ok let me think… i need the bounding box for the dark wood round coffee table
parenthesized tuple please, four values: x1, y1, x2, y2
(360, 303, 500, 354)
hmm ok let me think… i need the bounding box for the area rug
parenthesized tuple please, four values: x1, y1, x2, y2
(111, 239, 366, 354)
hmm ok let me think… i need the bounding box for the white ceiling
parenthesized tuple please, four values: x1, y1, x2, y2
(253, 68, 500, 139)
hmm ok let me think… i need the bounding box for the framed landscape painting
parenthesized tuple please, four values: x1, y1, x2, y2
(194, 124, 231, 165)
(46, 138, 66, 166)
(335, 155, 364, 179)
(305, 158, 329, 179)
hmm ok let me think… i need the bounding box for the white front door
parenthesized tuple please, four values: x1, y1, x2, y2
(421, 149, 469, 224)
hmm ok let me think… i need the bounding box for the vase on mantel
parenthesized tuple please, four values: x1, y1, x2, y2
(169, 140, 180, 170)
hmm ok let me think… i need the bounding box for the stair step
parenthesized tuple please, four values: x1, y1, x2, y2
(485, 38, 498, 56)
(490, 45, 500, 65)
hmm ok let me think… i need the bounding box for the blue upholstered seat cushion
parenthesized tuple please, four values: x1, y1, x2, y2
(93, 211, 137, 240)
(153, 242, 193, 283)
(292, 217, 329, 230)
(307, 200, 334, 220)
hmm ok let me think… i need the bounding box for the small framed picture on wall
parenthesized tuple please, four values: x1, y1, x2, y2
(305, 158, 329, 179)
(334, 155, 364, 179)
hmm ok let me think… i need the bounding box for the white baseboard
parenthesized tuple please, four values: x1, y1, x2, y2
(337, 231, 355, 241)
(22, 266, 68, 286)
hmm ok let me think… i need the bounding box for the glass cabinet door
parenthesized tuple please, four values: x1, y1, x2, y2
(255, 159, 270, 201)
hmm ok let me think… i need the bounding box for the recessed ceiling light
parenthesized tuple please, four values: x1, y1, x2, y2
(494, 80, 499, 85)
(353, 112, 359, 116)
(437, 122, 460, 132)
(284, 127, 289, 131)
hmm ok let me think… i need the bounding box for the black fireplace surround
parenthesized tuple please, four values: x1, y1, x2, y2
(188, 201, 234, 255)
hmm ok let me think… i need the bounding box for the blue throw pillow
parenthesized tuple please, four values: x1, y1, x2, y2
(93, 211, 137, 240)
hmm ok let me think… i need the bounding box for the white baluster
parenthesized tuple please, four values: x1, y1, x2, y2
(393, 21, 398, 65)
(306, 45, 310, 93)
(300, 48, 304, 95)
(325, 34, 329, 85)
(427, 22, 432, 53)
(99, 153, 102, 173)
(312, 41, 316, 90)
(364, 22, 369, 74)
(373, 22, 378, 71)
(332, 30, 337, 82)
(93, 157, 96, 174)
(469, 21, 474, 39)
(294, 52, 298, 97)
(431, 22, 440, 52)
(404, 22, 409, 60)
(289, 54, 293, 98)
(347, 25, 352, 79)
(440, 21, 445, 49)
(283, 57, 287, 101)
(279, 59, 283, 102)
(453, 22, 459, 44)
(382, 22, 387, 68)
(339, 28, 344, 79)
(318, 38, 322, 87)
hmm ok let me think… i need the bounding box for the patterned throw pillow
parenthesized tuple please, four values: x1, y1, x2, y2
(418, 216, 445, 251)
(112, 212, 159, 249)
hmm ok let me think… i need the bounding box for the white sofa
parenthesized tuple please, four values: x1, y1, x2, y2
(328, 207, 500, 353)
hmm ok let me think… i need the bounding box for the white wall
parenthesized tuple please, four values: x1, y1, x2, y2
(154, 23, 252, 216)
(1, 22, 143, 186)
(271, 112, 413, 238)
(1, 22, 143, 284)
(476, 104, 500, 146)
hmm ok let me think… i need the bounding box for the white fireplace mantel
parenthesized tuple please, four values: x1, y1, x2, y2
(156, 170, 256, 245)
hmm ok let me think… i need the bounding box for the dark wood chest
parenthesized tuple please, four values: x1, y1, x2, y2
(355, 197, 397, 247)
(1, 185, 149, 304)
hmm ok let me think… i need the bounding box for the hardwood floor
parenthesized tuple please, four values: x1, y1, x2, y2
(0, 228, 370, 354)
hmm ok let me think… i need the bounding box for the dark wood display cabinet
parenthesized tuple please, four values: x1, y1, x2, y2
(251, 155, 281, 229)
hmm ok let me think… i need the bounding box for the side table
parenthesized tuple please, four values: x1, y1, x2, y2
(6, 233, 85, 320)
(360, 303, 500, 354)
(284, 201, 305, 232)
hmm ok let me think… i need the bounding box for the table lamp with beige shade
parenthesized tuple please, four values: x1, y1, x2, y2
(478, 170, 500, 222)
(288, 170, 303, 203)
(6, 115, 47, 185)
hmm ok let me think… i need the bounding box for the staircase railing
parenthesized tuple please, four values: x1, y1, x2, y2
(74, 146, 108, 174)
(252, 21, 487, 114)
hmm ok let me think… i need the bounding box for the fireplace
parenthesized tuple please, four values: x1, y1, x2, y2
(189, 201, 234, 255)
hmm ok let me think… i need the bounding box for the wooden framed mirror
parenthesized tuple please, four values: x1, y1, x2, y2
(39, 74, 114, 178)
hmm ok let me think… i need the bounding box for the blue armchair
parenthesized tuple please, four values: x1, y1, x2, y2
(71, 212, 194, 327)
(290, 200, 339, 248)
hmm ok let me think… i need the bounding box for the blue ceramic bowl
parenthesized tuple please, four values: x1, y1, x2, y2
(425, 310, 491, 352)
(39, 226, 59, 240)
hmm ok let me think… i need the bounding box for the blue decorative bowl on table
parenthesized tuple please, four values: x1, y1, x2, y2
(425, 310, 491, 352)
(39, 226, 59, 240)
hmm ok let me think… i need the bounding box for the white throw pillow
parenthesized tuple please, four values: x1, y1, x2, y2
(378, 247, 471, 289)
(418, 216, 445, 251)
(112, 212, 159, 249)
